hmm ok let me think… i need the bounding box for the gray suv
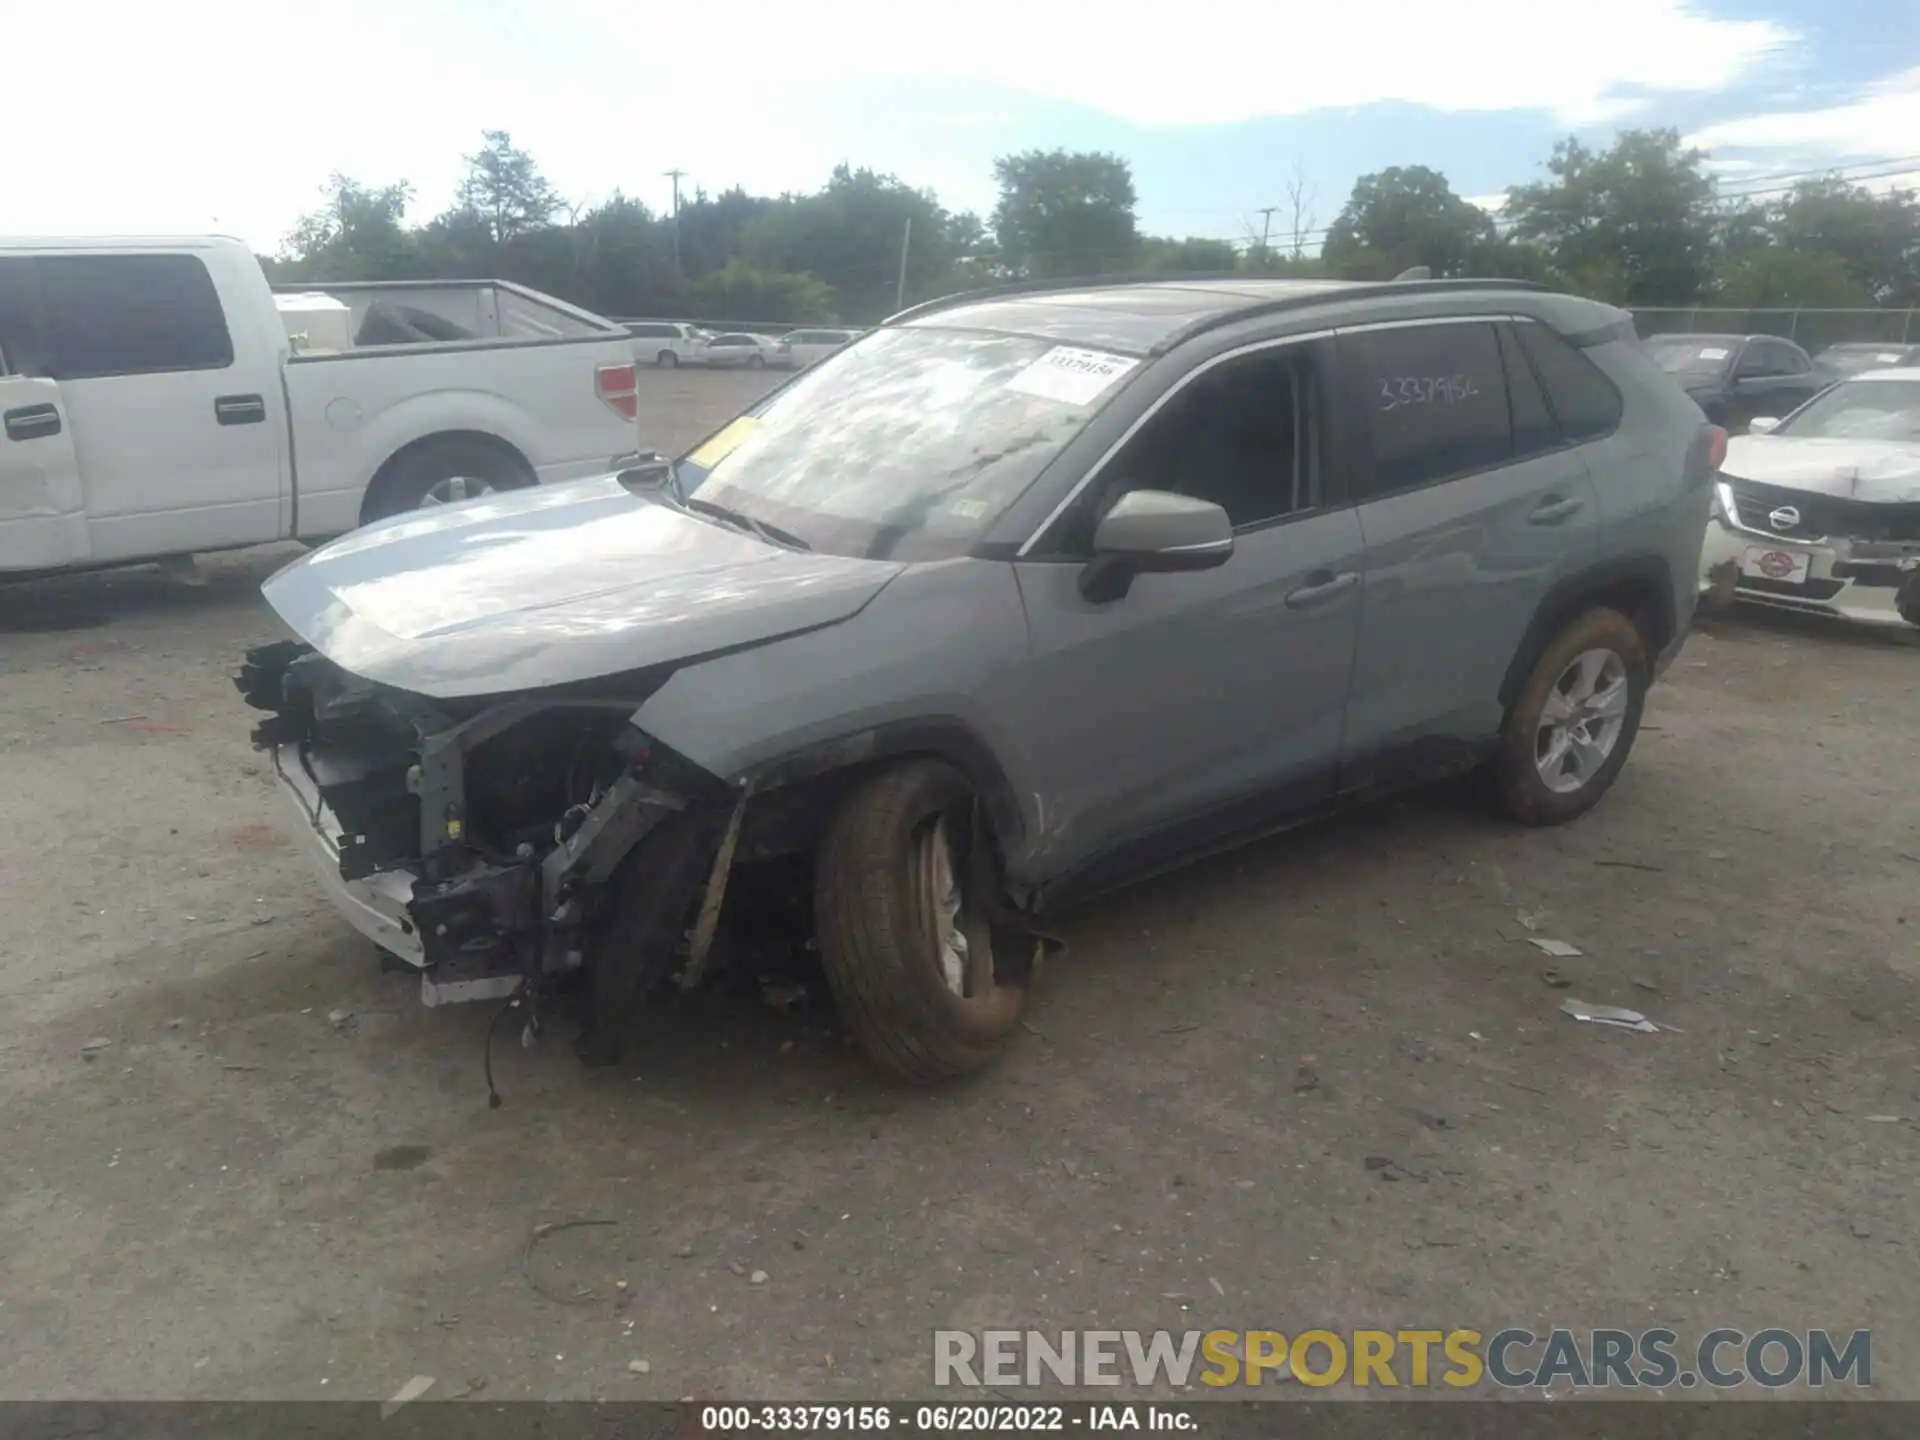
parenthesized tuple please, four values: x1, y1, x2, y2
(238, 277, 1715, 1085)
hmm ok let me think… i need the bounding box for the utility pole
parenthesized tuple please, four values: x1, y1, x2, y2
(895, 216, 912, 311)
(665, 168, 686, 272)
(1256, 206, 1278, 254)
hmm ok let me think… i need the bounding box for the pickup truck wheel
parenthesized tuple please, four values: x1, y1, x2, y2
(656, 350, 679, 368)
(1494, 607, 1648, 826)
(814, 760, 1027, 1083)
(363, 439, 531, 522)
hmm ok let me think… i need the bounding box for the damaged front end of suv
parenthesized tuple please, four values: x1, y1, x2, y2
(237, 638, 753, 1066)
(230, 455, 1052, 1090)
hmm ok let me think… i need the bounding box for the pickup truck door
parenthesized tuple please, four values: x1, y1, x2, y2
(25, 251, 287, 563)
(0, 375, 87, 569)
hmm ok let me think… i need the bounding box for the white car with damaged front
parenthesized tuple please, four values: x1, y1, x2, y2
(1700, 368, 1920, 630)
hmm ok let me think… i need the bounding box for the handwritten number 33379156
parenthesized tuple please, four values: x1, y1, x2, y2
(1379, 375, 1479, 410)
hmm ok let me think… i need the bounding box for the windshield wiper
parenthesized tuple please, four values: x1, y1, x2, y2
(683, 495, 811, 552)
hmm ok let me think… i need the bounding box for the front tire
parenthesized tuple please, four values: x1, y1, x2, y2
(814, 760, 1028, 1082)
(748, 354, 767, 369)
(657, 349, 679, 368)
(1494, 607, 1648, 826)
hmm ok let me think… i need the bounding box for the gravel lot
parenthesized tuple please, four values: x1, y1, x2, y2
(2, 370, 1916, 1403)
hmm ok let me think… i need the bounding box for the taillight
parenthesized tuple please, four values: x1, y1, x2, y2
(596, 362, 638, 422)
(1706, 424, 1728, 471)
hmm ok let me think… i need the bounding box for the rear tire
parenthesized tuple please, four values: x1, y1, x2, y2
(749, 354, 767, 369)
(814, 760, 1027, 1082)
(657, 350, 679, 368)
(361, 438, 530, 524)
(1494, 607, 1648, 826)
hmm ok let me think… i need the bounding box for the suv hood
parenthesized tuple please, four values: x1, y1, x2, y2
(1723, 436, 1920, 502)
(261, 475, 905, 698)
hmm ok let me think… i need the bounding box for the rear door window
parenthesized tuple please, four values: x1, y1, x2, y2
(34, 253, 234, 379)
(1513, 322, 1622, 442)
(1348, 321, 1512, 500)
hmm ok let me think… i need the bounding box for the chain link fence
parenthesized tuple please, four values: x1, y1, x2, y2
(1630, 307, 1919, 352)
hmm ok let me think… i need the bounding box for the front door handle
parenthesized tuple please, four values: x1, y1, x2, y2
(215, 394, 267, 426)
(3, 402, 61, 441)
(1284, 570, 1359, 610)
(1529, 495, 1585, 526)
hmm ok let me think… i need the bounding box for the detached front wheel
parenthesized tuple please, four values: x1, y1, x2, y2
(814, 760, 1028, 1082)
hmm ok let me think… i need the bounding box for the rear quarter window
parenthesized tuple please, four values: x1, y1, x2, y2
(1514, 321, 1622, 442)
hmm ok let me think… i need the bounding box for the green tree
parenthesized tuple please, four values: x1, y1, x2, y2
(279, 174, 417, 281)
(565, 194, 683, 317)
(1503, 130, 1717, 303)
(1237, 244, 1329, 278)
(1768, 177, 1920, 305)
(991, 150, 1139, 278)
(1322, 166, 1494, 279)
(1714, 247, 1869, 309)
(688, 259, 836, 323)
(452, 130, 562, 243)
(1139, 236, 1240, 275)
(675, 186, 776, 279)
(745, 166, 958, 319)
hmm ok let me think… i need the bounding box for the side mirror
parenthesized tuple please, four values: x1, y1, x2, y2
(616, 451, 672, 480)
(1747, 416, 1781, 435)
(1079, 489, 1233, 602)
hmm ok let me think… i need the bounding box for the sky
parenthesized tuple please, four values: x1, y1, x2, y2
(7, 0, 1920, 253)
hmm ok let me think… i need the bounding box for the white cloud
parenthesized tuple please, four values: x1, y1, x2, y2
(1686, 65, 1920, 156)
(4, 0, 1793, 249)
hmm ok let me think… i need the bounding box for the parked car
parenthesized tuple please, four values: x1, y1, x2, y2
(778, 328, 859, 368)
(0, 236, 640, 575)
(1812, 341, 1920, 386)
(696, 332, 781, 368)
(1699, 367, 1920, 629)
(1641, 332, 1827, 432)
(239, 275, 1713, 1084)
(627, 320, 710, 368)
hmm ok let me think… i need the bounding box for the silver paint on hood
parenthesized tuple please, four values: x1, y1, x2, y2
(261, 474, 905, 698)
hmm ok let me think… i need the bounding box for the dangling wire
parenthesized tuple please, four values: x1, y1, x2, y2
(483, 995, 522, 1109)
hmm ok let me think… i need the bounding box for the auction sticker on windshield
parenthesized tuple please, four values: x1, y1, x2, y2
(1006, 346, 1139, 407)
(687, 416, 761, 471)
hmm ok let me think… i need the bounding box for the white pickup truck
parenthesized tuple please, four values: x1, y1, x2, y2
(0, 235, 644, 575)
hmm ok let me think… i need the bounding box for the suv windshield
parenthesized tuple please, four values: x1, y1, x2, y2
(674, 327, 1133, 560)
(1774, 379, 1920, 442)
(1644, 337, 1737, 377)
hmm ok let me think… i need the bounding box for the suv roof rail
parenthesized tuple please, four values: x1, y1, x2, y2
(884, 273, 1549, 350)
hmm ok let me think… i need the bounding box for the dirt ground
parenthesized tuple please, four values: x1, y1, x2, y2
(2, 370, 1916, 1404)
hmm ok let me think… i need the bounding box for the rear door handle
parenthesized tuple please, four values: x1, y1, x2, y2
(1529, 495, 1585, 525)
(1284, 570, 1359, 610)
(215, 394, 266, 426)
(3, 402, 61, 441)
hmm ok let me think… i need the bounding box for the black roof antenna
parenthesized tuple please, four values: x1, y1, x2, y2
(1393, 265, 1433, 281)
